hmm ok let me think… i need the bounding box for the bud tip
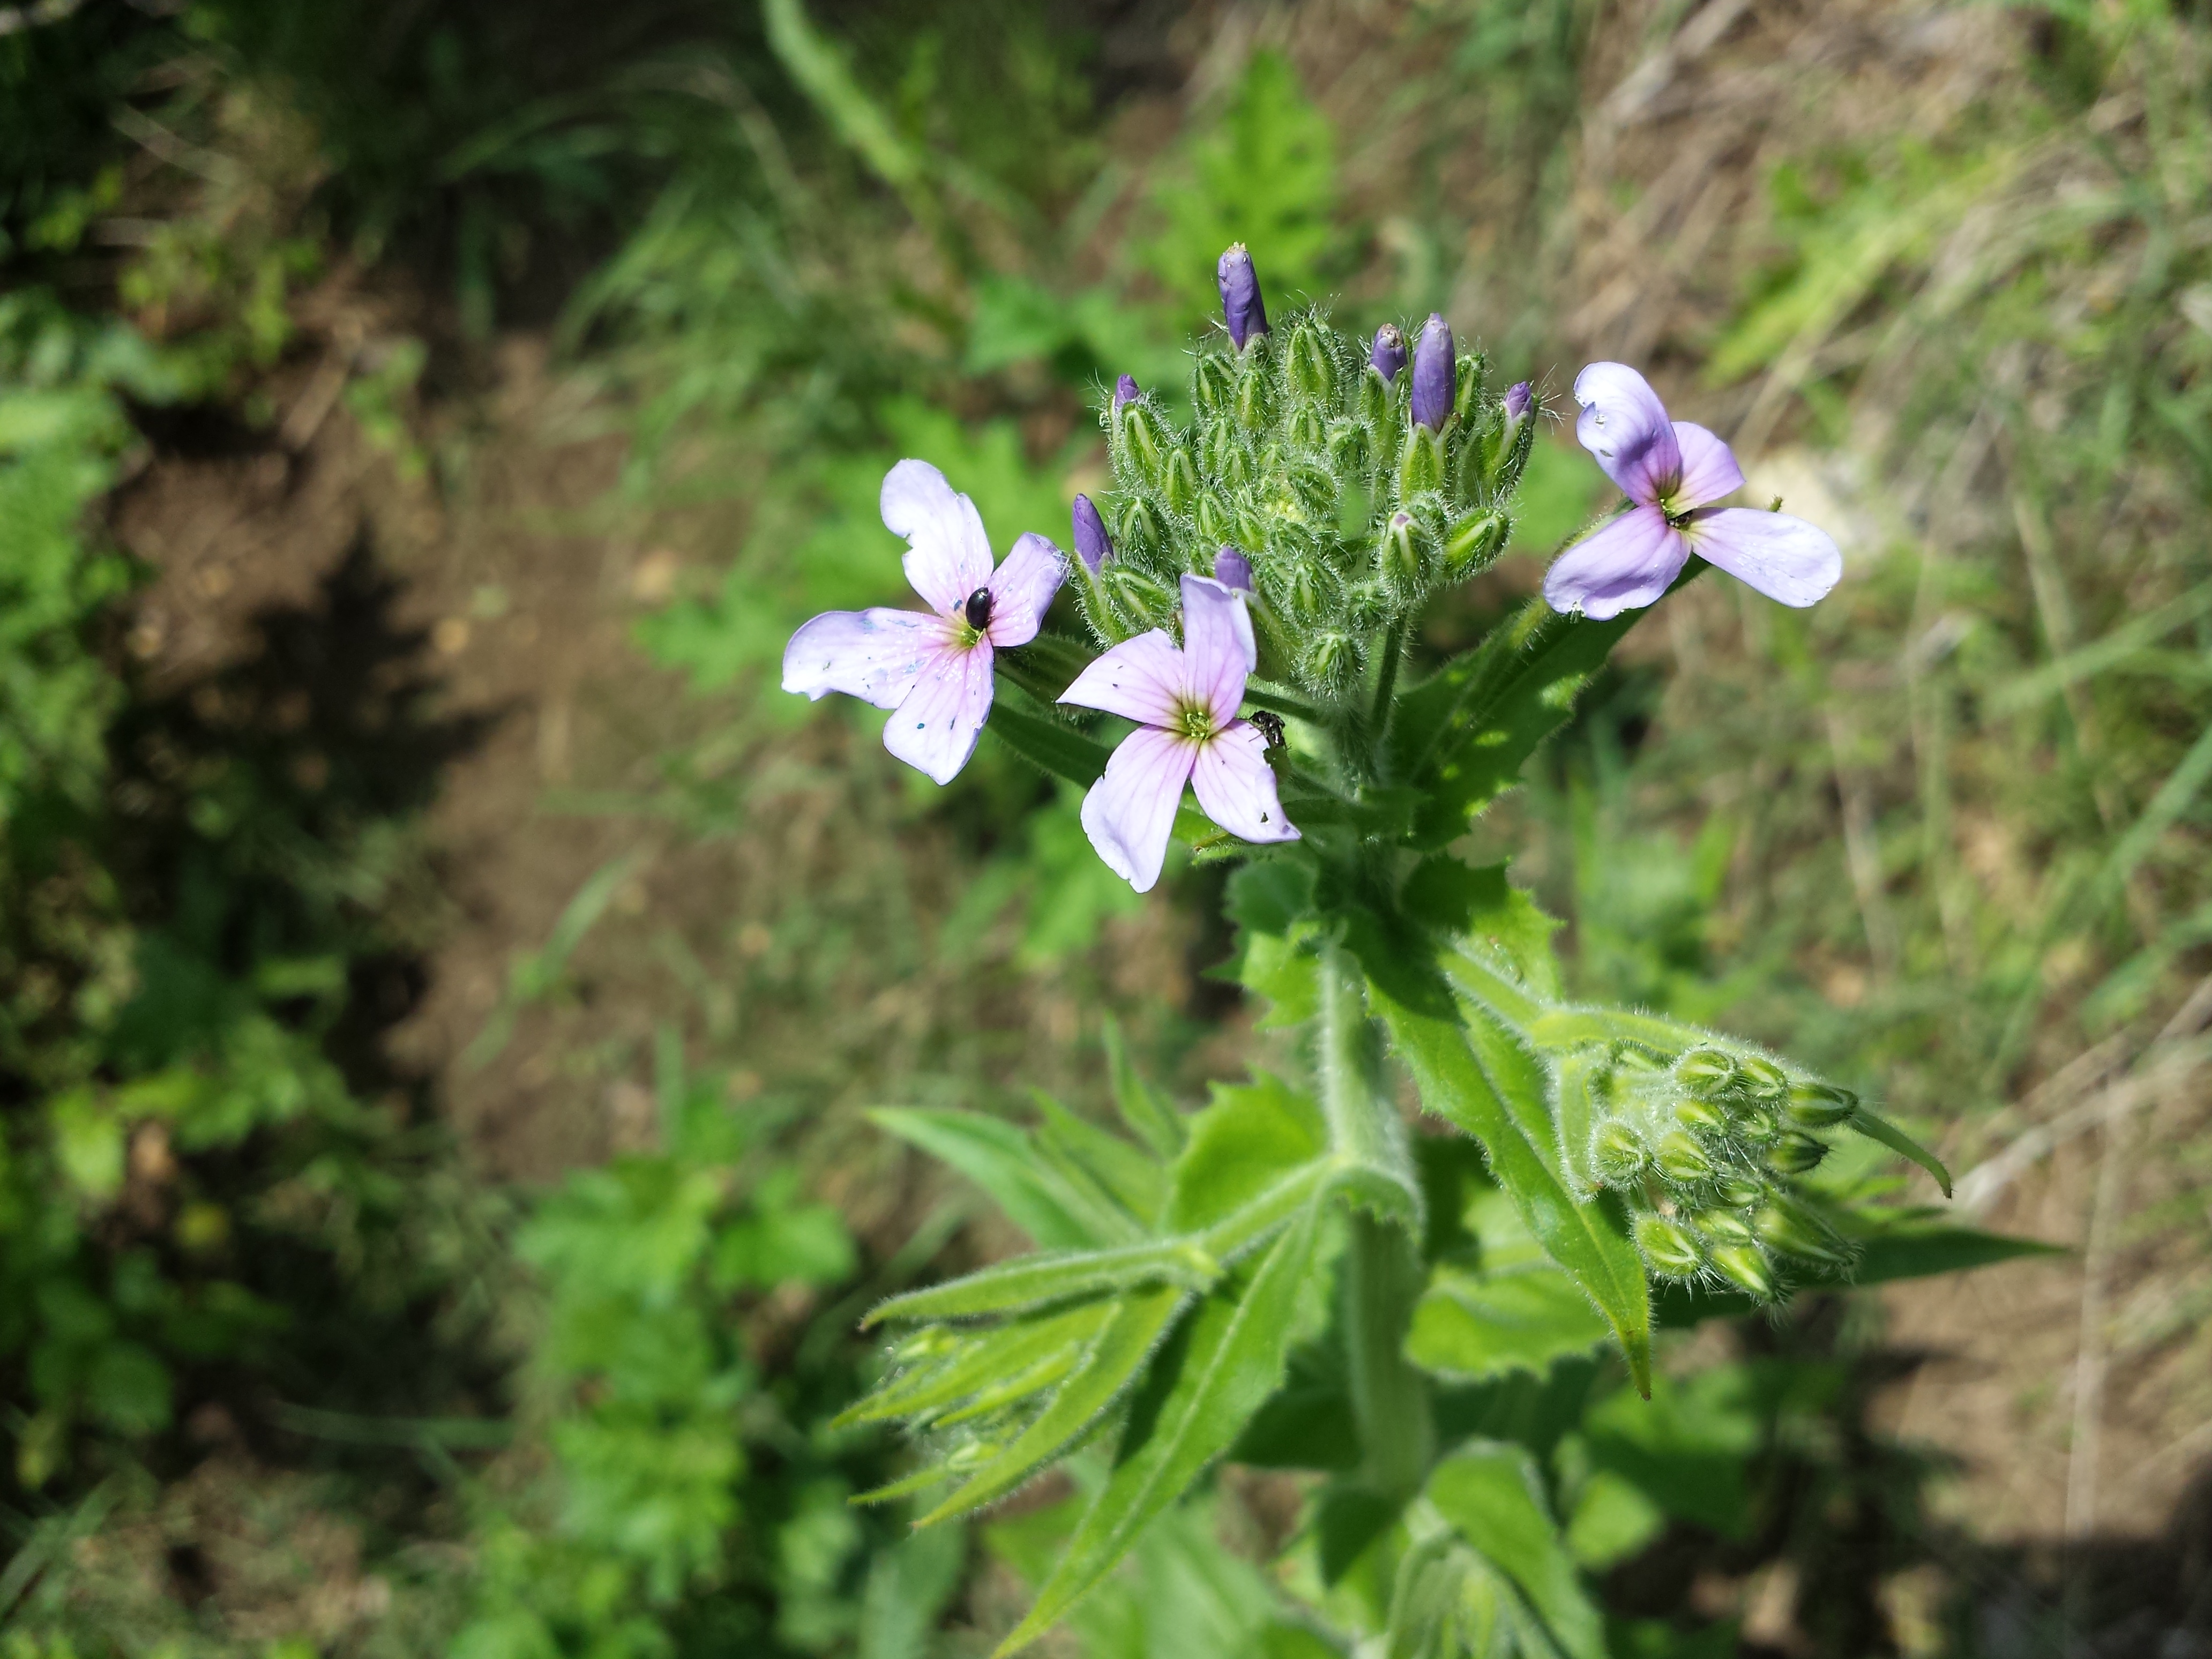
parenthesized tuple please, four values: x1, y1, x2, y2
(1216, 243, 1269, 350)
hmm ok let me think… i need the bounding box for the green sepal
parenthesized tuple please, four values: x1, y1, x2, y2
(1847, 1108, 1954, 1198)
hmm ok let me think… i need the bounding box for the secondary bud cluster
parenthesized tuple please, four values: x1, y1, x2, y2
(1568, 1043, 1865, 1302)
(1077, 249, 1536, 698)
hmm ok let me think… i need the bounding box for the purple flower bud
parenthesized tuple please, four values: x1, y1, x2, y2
(1072, 494, 1114, 573)
(1216, 244, 1269, 350)
(1504, 380, 1532, 422)
(1370, 325, 1407, 383)
(1115, 373, 1141, 407)
(1213, 547, 1254, 593)
(1411, 313, 1454, 430)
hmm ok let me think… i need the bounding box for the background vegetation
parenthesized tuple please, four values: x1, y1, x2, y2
(1, 0, 2205, 1655)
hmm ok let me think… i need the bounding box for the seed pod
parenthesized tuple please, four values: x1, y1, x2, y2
(1634, 1213, 1703, 1277)
(1709, 1244, 1777, 1301)
(1655, 1130, 1714, 1184)
(1786, 1080, 1859, 1129)
(1765, 1132, 1829, 1176)
(1692, 1208, 1756, 1247)
(1443, 509, 1508, 578)
(1755, 1199, 1850, 1265)
(1192, 352, 1236, 420)
(1289, 320, 1336, 408)
(1714, 1174, 1767, 1209)
(1737, 1055, 1789, 1103)
(1591, 1120, 1650, 1185)
(1675, 1048, 1739, 1096)
(1674, 1096, 1729, 1136)
(1399, 423, 1446, 498)
(1163, 445, 1200, 516)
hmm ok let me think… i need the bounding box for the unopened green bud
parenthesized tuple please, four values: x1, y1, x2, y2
(1692, 1208, 1755, 1247)
(1289, 322, 1336, 408)
(1163, 445, 1200, 516)
(1754, 1199, 1850, 1265)
(1737, 1055, 1789, 1102)
(1378, 511, 1423, 597)
(1785, 1080, 1859, 1129)
(1765, 1132, 1828, 1176)
(1443, 509, 1508, 578)
(1399, 423, 1446, 497)
(1655, 1130, 1714, 1184)
(1193, 352, 1235, 420)
(1737, 1105, 1781, 1145)
(1303, 630, 1361, 696)
(1592, 1120, 1649, 1185)
(1613, 1044, 1667, 1073)
(1451, 351, 1487, 429)
(1633, 1213, 1703, 1277)
(1714, 1174, 1766, 1209)
(1287, 403, 1327, 451)
(1325, 416, 1368, 481)
(1194, 490, 1236, 546)
(1674, 1096, 1729, 1136)
(1104, 565, 1175, 627)
(1357, 363, 1394, 428)
(1709, 1244, 1776, 1301)
(1114, 397, 1168, 489)
(1235, 349, 1274, 431)
(1675, 1048, 1739, 1096)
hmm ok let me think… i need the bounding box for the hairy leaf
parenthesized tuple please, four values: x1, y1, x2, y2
(839, 1301, 1116, 1426)
(865, 1241, 1221, 1327)
(871, 1108, 1138, 1249)
(1847, 1108, 1954, 1198)
(1425, 1444, 1606, 1659)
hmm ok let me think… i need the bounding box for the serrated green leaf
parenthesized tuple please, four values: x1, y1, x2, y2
(995, 1202, 1321, 1655)
(918, 1283, 1187, 1526)
(871, 1108, 1137, 1249)
(865, 1241, 1221, 1328)
(1407, 1265, 1611, 1386)
(839, 1300, 1116, 1425)
(1847, 1108, 1954, 1198)
(1404, 859, 1561, 1000)
(1366, 976, 1651, 1397)
(1166, 1074, 1327, 1234)
(1424, 1444, 1606, 1659)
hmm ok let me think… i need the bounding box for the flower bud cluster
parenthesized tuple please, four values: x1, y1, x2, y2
(1079, 256, 1535, 698)
(1572, 1043, 1864, 1302)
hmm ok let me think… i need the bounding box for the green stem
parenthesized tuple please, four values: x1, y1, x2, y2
(1367, 621, 1406, 768)
(1318, 943, 1434, 1503)
(1241, 683, 1328, 724)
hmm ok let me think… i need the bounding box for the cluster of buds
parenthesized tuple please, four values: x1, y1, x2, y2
(1071, 245, 1536, 698)
(1565, 1043, 1864, 1302)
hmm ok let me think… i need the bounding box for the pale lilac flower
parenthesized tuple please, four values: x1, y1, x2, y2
(1544, 362, 1843, 621)
(1411, 314, 1454, 430)
(1503, 380, 1532, 423)
(1370, 325, 1407, 383)
(782, 460, 1066, 784)
(1213, 547, 1253, 593)
(1115, 373, 1141, 407)
(1072, 494, 1114, 572)
(1059, 575, 1297, 893)
(1217, 245, 1269, 350)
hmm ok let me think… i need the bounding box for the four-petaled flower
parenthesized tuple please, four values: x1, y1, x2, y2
(782, 459, 1066, 784)
(1059, 575, 1298, 893)
(1545, 362, 1842, 621)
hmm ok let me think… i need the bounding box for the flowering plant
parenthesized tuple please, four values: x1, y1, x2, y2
(786, 248, 1996, 1655)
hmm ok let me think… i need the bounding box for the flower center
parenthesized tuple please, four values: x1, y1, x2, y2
(1175, 701, 1216, 744)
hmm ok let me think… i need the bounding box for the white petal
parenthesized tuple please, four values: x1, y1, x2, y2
(881, 643, 995, 784)
(1682, 509, 1843, 609)
(1079, 727, 1197, 894)
(1670, 422, 1745, 510)
(1179, 574, 1251, 728)
(1573, 362, 1681, 505)
(1542, 505, 1690, 620)
(781, 608, 948, 709)
(1058, 630, 1186, 727)
(984, 533, 1068, 648)
(881, 458, 993, 616)
(1190, 721, 1299, 845)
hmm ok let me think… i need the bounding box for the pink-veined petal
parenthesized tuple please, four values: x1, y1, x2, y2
(1191, 721, 1299, 846)
(1574, 361, 1682, 506)
(881, 458, 993, 615)
(781, 608, 951, 709)
(1179, 574, 1251, 727)
(881, 642, 995, 784)
(1079, 727, 1197, 894)
(1680, 508, 1843, 609)
(984, 532, 1067, 648)
(1058, 630, 1186, 727)
(1670, 422, 1745, 510)
(1542, 504, 1690, 621)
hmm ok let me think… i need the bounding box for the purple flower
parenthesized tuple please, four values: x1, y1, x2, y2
(1059, 575, 1297, 892)
(1504, 380, 1532, 423)
(1213, 547, 1254, 593)
(1073, 494, 1114, 573)
(1216, 244, 1269, 350)
(1411, 313, 1454, 430)
(782, 460, 1066, 784)
(1115, 373, 1142, 407)
(1544, 363, 1842, 620)
(1370, 325, 1407, 383)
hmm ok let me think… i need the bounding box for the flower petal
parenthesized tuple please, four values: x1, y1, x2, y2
(1058, 630, 1186, 727)
(1680, 509, 1843, 609)
(881, 458, 993, 616)
(1542, 504, 1690, 620)
(1671, 422, 1745, 510)
(1191, 721, 1299, 846)
(1080, 727, 1197, 894)
(1574, 361, 1682, 506)
(1179, 573, 1253, 727)
(782, 608, 950, 709)
(881, 642, 994, 784)
(984, 532, 1067, 648)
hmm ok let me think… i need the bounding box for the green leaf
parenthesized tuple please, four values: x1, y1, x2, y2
(1579, 1366, 1762, 1539)
(840, 1301, 1117, 1426)
(986, 703, 1114, 790)
(1402, 859, 1561, 1000)
(1366, 974, 1651, 1397)
(1847, 1108, 1954, 1198)
(871, 1108, 1138, 1249)
(1408, 1267, 1610, 1386)
(1103, 1015, 1186, 1158)
(1425, 1443, 1607, 1659)
(1032, 1093, 1163, 1228)
(865, 1242, 1222, 1328)
(995, 1203, 1322, 1655)
(919, 1284, 1188, 1526)
(1165, 1075, 1327, 1234)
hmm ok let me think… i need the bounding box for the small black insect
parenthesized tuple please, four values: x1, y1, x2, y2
(963, 587, 993, 631)
(1250, 709, 1286, 750)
